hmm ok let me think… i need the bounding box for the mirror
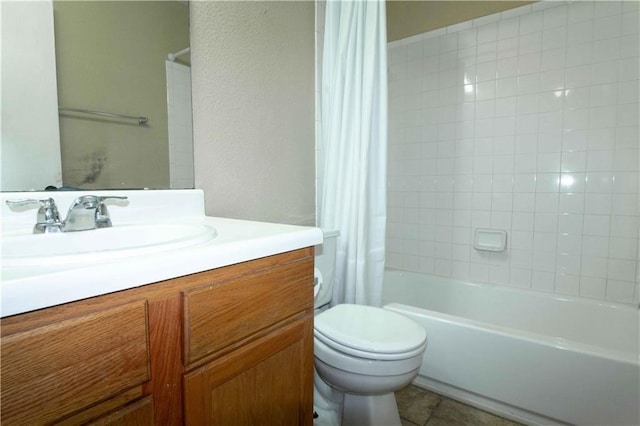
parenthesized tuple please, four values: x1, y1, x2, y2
(1, 0, 193, 192)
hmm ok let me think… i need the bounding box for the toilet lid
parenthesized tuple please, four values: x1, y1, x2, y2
(314, 304, 427, 356)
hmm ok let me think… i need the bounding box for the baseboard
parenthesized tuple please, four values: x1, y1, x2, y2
(411, 376, 568, 426)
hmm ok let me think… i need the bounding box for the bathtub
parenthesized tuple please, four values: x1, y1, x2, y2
(382, 270, 640, 426)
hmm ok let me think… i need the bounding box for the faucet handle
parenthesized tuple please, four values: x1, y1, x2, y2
(95, 196, 128, 228)
(97, 196, 128, 203)
(66, 195, 128, 210)
(67, 195, 126, 208)
(5, 198, 62, 234)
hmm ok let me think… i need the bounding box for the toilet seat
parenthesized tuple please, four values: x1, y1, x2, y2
(314, 304, 427, 361)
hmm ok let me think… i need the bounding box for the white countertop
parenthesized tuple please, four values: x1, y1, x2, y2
(1, 189, 323, 317)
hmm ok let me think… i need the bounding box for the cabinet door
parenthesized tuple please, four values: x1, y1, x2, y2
(184, 316, 313, 426)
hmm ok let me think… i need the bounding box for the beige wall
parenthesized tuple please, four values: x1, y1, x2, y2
(386, 1, 536, 41)
(1, 0, 62, 191)
(54, 1, 189, 189)
(191, 1, 316, 225)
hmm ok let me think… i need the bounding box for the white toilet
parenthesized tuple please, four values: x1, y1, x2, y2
(313, 230, 427, 426)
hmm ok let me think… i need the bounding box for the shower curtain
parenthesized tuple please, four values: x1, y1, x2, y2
(320, 0, 387, 306)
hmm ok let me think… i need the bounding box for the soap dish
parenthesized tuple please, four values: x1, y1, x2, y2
(474, 228, 507, 252)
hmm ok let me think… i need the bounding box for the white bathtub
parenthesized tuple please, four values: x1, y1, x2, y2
(382, 270, 640, 426)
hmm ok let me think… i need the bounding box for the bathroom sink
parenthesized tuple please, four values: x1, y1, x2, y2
(2, 223, 217, 266)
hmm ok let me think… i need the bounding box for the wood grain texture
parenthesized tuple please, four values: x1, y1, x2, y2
(142, 295, 183, 425)
(183, 254, 313, 365)
(87, 396, 155, 425)
(183, 316, 314, 426)
(56, 387, 145, 426)
(1, 300, 150, 425)
(0, 248, 315, 425)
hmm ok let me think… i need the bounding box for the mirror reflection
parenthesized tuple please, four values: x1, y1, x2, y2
(1, 0, 193, 192)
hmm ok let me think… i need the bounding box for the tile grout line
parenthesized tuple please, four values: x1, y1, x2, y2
(422, 395, 445, 426)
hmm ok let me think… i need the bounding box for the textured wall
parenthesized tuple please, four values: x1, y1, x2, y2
(191, 1, 315, 225)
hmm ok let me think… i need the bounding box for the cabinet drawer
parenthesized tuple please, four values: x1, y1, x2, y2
(183, 253, 313, 365)
(1, 300, 150, 425)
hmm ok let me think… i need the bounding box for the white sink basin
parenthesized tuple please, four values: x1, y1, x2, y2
(2, 223, 217, 266)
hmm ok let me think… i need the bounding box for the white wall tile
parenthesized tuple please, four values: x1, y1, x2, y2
(541, 47, 567, 71)
(567, 20, 594, 46)
(386, 1, 639, 304)
(592, 61, 621, 86)
(622, 9, 640, 34)
(581, 255, 608, 278)
(543, 5, 568, 29)
(583, 235, 610, 257)
(566, 64, 593, 88)
(559, 193, 585, 214)
(555, 272, 580, 295)
(583, 214, 611, 236)
(568, 2, 594, 25)
(519, 32, 543, 54)
(531, 270, 556, 291)
(580, 276, 607, 299)
(612, 193, 638, 215)
(499, 17, 520, 39)
(607, 258, 637, 281)
(606, 280, 637, 303)
(613, 148, 639, 173)
(567, 42, 593, 67)
(561, 172, 586, 193)
(543, 26, 567, 50)
(477, 22, 498, 44)
(585, 172, 613, 193)
(609, 237, 638, 260)
(593, 38, 621, 63)
(620, 33, 640, 58)
(520, 11, 543, 35)
(584, 193, 613, 215)
(536, 152, 562, 172)
(594, 14, 622, 40)
(595, 1, 622, 18)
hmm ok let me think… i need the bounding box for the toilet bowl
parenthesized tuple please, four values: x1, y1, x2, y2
(313, 231, 427, 426)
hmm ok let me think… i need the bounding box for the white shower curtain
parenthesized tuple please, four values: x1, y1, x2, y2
(320, 0, 387, 307)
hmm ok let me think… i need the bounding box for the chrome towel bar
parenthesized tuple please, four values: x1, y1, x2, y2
(59, 107, 148, 125)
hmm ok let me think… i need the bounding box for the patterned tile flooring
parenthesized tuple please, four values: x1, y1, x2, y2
(396, 385, 524, 426)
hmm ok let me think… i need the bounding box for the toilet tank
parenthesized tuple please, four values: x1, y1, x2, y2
(314, 229, 339, 309)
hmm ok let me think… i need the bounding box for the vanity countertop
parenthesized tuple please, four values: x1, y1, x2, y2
(1, 189, 323, 317)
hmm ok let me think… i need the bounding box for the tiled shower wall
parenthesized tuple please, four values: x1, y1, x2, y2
(386, 1, 639, 304)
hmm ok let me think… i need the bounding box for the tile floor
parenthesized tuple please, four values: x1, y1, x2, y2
(396, 385, 524, 426)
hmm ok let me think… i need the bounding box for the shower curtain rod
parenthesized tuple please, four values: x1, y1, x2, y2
(167, 47, 190, 62)
(59, 107, 149, 125)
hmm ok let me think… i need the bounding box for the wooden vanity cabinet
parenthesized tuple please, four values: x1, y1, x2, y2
(0, 248, 314, 426)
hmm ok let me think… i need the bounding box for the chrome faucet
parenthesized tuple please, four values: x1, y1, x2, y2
(63, 195, 128, 232)
(5, 198, 63, 234)
(6, 195, 128, 234)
